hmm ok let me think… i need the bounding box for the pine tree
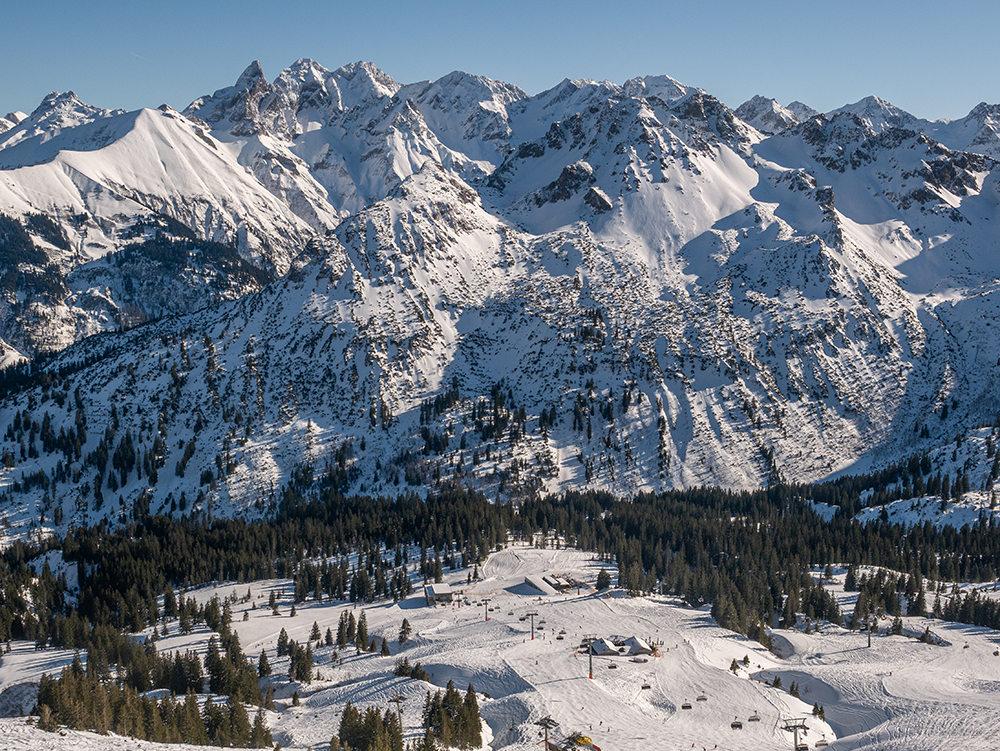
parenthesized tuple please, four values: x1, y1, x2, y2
(380, 638, 390, 657)
(596, 569, 612, 591)
(310, 621, 322, 642)
(462, 683, 482, 747)
(399, 618, 412, 646)
(228, 697, 252, 748)
(251, 706, 272, 748)
(258, 649, 271, 678)
(356, 610, 368, 648)
(337, 611, 350, 649)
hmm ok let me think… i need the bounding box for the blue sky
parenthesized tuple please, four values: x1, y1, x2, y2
(4, 0, 999, 120)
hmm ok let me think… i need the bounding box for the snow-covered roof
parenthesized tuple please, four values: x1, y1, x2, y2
(524, 575, 557, 595)
(590, 638, 618, 655)
(623, 636, 652, 654)
(427, 583, 452, 596)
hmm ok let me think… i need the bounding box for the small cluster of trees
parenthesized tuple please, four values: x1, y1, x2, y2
(328, 680, 482, 751)
(36, 656, 271, 747)
(422, 681, 482, 749)
(331, 702, 409, 751)
(275, 627, 314, 683)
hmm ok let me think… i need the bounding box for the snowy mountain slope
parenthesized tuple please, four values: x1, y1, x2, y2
(735, 91, 1000, 163)
(0, 95, 319, 354)
(822, 95, 1000, 161)
(923, 102, 1000, 160)
(4, 60, 1000, 530)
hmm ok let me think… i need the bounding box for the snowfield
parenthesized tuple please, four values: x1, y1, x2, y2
(0, 544, 998, 750)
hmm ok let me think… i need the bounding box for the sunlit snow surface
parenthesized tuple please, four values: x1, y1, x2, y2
(1, 544, 999, 750)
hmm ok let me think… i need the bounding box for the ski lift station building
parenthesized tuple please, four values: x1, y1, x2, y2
(424, 582, 453, 606)
(589, 638, 619, 656)
(622, 636, 653, 655)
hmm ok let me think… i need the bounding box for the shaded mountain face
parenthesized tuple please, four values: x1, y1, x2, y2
(2, 61, 1000, 534)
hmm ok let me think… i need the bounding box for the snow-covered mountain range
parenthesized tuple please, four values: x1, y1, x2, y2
(2, 60, 1000, 533)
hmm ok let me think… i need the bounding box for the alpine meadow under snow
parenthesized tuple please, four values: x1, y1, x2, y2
(1, 58, 1000, 750)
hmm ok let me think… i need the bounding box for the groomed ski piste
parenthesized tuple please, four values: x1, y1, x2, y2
(1, 542, 999, 750)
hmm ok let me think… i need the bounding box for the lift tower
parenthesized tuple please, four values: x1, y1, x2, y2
(525, 611, 539, 640)
(534, 715, 559, 750)
(782, 717, 809, 750)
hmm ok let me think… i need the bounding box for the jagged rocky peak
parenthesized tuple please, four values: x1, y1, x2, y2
(734, 95, 801, 134)
(331, 60, 401, 102)
(530, 77, 625, 117)
(276, 58, 401, 115)
(786, 101, 818, 121)
(622, 74, 693, 103)
(235, 59, 266, 90)
(828, 95, 916, 132)
(187, 58, 403, 138)
(966, 101, 1000, 122)
(183, 60, 272, 135)
(400, 69, 527, 115)
(0, 111, 27, 134)
(27, 90, 117, 128)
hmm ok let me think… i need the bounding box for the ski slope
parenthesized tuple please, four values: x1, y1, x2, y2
(0, 544, 998, 750)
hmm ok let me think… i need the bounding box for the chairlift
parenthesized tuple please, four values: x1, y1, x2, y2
(815, 740, 830, 748)
(608, 662, 617, 669)
(748, 712, 761, 722)
(731, 717, 743, 730)
(556, 634, 564, 640)
(641, 683, 651, 689)
(696, 694, 707, 702)
(681, 701, 692, 710)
